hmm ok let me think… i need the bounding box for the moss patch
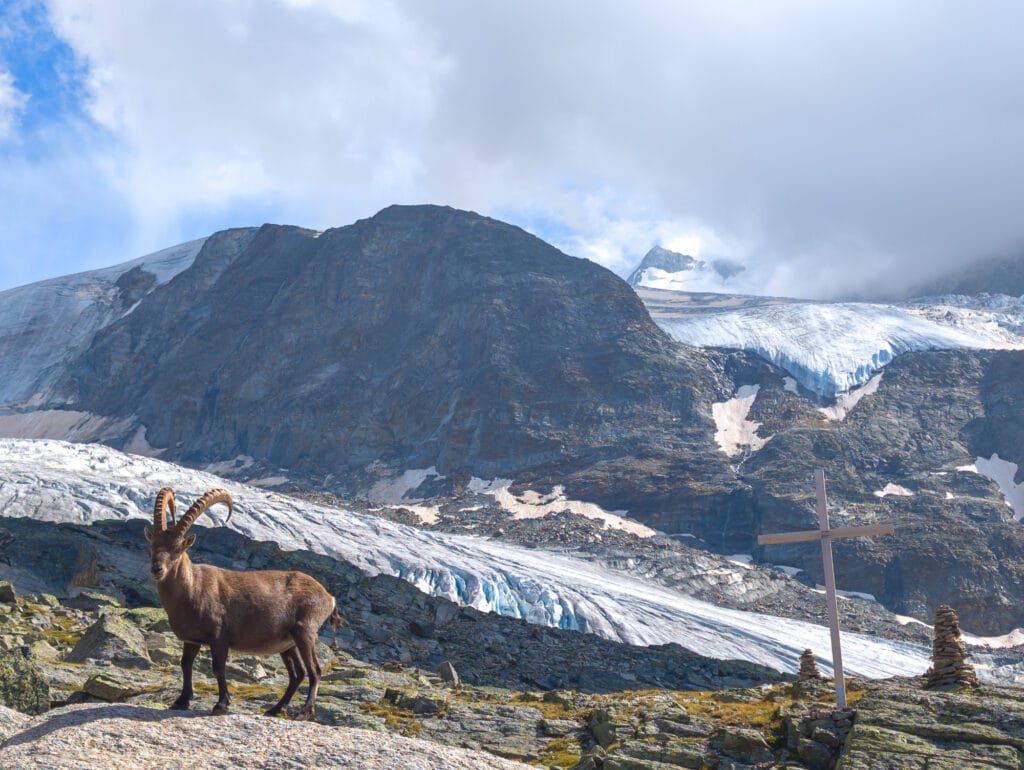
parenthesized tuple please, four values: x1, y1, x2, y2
(536, 737, 582, 768)
(359, 701, 425, 737)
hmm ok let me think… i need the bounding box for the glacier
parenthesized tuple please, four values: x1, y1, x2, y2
(0, 238, 206, 408)
(643, 290, 1024, 397)
(0, 438, 932, 678)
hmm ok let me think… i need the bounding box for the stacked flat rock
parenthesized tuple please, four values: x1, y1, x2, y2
(798, 649, 821, 680)
(925, 604, 979, 689)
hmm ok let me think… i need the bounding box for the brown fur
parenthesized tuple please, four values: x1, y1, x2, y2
(145, 487, 341, 719)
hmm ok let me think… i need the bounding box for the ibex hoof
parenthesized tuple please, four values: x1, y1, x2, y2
(211, 703, 230, 716)
(293, 708, 314, 721)
(169, 699, 190, 710)
(263, 707, 282, 718)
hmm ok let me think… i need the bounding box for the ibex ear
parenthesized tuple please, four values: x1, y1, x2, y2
(183, 533, 197, 549)
(144, 525, 154, 543)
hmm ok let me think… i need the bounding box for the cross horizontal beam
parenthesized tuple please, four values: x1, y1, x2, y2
(758, 522, 895, 546)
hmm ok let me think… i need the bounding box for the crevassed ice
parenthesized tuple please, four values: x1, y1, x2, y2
(0, 438, 932, 678)
(654, 300, 1023, 398)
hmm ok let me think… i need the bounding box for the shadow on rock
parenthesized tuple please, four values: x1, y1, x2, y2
(2, 704, 206, 749)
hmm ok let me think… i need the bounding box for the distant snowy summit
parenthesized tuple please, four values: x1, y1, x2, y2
(626, 245, 744, 293)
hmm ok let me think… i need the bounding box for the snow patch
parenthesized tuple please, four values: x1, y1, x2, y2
(783, 377, 799, 394)
(366, 467, 440, 505)
(122, 425, 163, 457)
(895, 612, 1024, 650)
(813, 586, 878, 602)
(401, 505, 441, 526)
(773, 565, 803, 577)
(249, 476, 290, 487)
(711, 385, 771, 457)
(204, 456, 257, 476)
(480, 481, 657, 538)
(818, 373, 882, 422)
(726, 554, 754, 569)
(874, 483, 914, 498)
(957, 454, 1024, 520)
(963, 627, 1024, 649)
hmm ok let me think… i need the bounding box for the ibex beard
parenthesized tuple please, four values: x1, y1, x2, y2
(145, 487, 344, 719)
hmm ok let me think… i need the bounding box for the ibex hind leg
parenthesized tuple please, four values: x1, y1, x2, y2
(170, 642, 200, 710)
(291, 626, 323, 721)
(264, 646, 304, 717)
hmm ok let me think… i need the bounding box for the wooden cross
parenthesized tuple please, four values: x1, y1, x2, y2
(757, 468, 895, 708)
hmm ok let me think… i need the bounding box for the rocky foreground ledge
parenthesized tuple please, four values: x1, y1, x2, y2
(0, 703, 533, 769)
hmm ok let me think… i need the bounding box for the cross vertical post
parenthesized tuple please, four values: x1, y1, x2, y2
(814, 468, 846, 708)
(757, 468, 895, 709)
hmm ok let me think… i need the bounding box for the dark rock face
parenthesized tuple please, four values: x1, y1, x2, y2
(736, 349, 1024, 634)
(59, 205, 728, 491)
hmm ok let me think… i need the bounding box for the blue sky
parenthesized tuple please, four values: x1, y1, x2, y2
(1, 1, 1023, 297)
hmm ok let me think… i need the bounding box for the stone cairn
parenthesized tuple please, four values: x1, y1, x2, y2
(798, 649, 821, 681)
(925, 604, 979, 689)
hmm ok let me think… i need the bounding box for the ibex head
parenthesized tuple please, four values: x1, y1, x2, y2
(144, 487, 233, 580)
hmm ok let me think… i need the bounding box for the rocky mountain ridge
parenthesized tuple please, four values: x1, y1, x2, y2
(1, 205, 1023, 636)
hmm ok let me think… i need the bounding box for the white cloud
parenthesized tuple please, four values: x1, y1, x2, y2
(46, 0, 450, 248)
(15, 0, 1024, 297)
(0, 71, 28, 139)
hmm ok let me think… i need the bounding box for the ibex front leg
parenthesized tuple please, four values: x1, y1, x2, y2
(170, 642, 200, 710)
(210, 637, 231, 715)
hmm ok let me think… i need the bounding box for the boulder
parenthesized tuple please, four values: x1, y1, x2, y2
(83, 673, 141, 703)
(438, 660, 460, 687)
(64, 591, 122, 613)
(0, 649, 49, 714)
(65, 613, 152, 669)
(718, 727, 774, 764)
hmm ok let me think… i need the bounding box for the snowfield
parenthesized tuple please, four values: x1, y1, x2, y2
(0, 438, 933, 678)
(0, 239, 205, 408)
(642, 290, 1024, 398)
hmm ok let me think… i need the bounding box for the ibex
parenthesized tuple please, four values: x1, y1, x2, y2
(145, 487, 343, 719)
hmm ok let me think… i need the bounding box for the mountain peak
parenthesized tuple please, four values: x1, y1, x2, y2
(627, 245, 745, 290)
(627, 246, 700, 286)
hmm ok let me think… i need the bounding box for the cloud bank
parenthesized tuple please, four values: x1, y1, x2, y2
(1, 0, 1023, 297)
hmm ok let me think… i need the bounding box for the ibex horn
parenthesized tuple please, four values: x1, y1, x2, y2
(153, 487, 177, 531)
(175, 489, 234, 534)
